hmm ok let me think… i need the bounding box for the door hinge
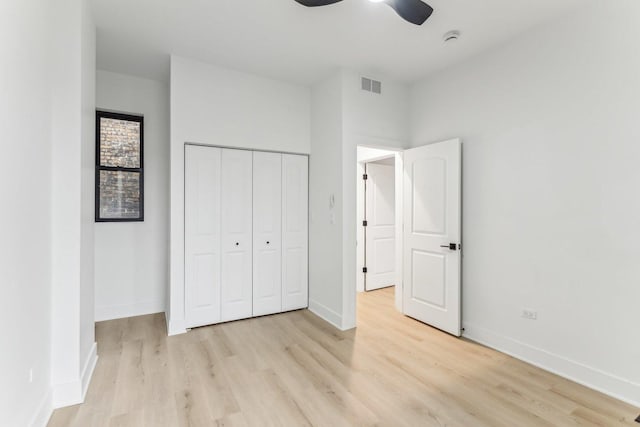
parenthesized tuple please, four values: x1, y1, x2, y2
(362, 174, 368, 180)
(362, 220, 368, 227)
(363, 267, 368, 273)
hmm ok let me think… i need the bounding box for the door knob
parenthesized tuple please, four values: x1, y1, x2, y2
(440, 243, 459, 250)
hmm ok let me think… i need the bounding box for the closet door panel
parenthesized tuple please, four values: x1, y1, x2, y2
(253, 152, 282, 316)
(282, 154, 309, 311)
(221, 149, 253, 322)
(185, 145, 221, 328)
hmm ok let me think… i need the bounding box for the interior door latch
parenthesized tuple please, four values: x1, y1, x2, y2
(440, 243, 460, 250)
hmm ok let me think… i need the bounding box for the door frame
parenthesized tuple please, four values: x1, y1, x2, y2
(361, 158, 397, 293)
(355, 144, 405, 315)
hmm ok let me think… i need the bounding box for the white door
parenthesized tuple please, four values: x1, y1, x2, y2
(365, 162, 396, 291)
(221, 149, 253, 322)
(184, 145, 222, 328)
(253, 152, 282, 316)
(403, 139, 462, 336)
(281, 154, 309, 311)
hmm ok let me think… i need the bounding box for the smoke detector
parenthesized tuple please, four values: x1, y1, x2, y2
(443, 30, 461, 43)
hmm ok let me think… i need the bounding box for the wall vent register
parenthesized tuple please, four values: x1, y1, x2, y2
(361, 77, 382, 94)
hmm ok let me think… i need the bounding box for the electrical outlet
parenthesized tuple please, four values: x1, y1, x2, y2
(522, 309, 537, 320)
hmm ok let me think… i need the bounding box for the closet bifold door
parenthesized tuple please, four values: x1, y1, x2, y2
(281, 154, 309, 311)
(185, 145, 222, 328)
(221, 149, 253, 322)
(252, 152, 282, 316)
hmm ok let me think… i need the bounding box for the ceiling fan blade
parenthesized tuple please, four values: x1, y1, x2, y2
(385, 0, 434, 25)
(294, 0, 343, 6)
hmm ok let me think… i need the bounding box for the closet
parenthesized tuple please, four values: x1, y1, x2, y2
(184, 144, 308, 329)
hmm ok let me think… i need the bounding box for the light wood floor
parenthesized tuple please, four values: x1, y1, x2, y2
(49, 288, 639, 426)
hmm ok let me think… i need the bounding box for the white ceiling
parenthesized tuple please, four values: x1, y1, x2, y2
(91, 0, 583, 85)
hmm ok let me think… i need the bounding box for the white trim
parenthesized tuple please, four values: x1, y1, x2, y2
(309, 299, 346, 330)
(52, 380, 81, 409)
(29, 389, 52, 427)
(95, 299, 165, 322)
(52, 342, 98, 408)
(340, 315, 356, 331)
(360, 152, 396, 164)
(185, 141, 309, 157)
(393, 152, 404, 313)
(463, 322, 640, 408)
(356, 140, 405, 153)
(80, 342, 98, 400)
(167, 315, 187, 336)
(356, 160, 366, 294)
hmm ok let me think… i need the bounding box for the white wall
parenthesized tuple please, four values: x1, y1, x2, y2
(308, 70, 409, 329)
(342, 71, 410, 142)
(411, 0, 640, 406)
(50, 0, 97, 411)
(341, 71, 409, 328)
(95, 71, 170, 321)
(0, 0, 96, 424)
(308, 74, 345, 328)
(79, 0, 96, 387)
(0, 1, 54, 425)
(169, 56, 311, 334)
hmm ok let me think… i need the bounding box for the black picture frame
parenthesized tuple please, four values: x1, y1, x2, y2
(95, 110, 144, 222)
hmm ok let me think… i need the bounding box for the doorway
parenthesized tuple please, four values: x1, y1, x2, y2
(363, 158, 395, 291)
(354, 140, 463, 337)
(356, 146, 402, 308)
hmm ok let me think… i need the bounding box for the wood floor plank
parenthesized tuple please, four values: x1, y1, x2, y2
(49, 288, 639, 426)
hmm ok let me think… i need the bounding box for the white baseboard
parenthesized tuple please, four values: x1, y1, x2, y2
(167, 315, 187, 336)
(29, 388, 52, 427)
(81, 342, 98, 400)
(309, 299, 346, 330)
(52, 342, 98, 409)
(463, 322, 640, 408)
(95, 299, 165, 322)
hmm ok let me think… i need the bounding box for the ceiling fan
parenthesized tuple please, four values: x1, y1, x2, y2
(294, 0, 434, 26)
